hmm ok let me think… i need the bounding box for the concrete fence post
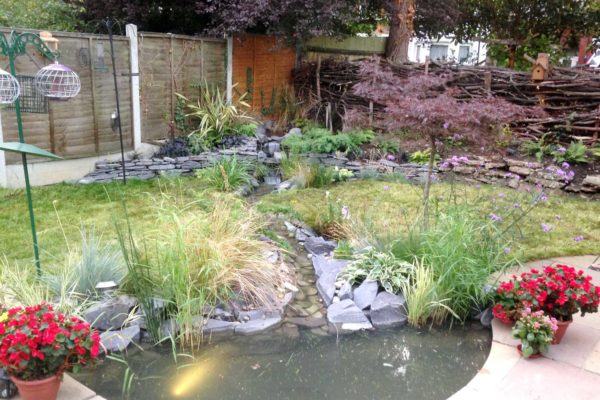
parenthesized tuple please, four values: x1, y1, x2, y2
(126, 24, 142, 150)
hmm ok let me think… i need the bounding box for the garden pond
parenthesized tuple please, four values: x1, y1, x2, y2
(78, 324, 490, 400)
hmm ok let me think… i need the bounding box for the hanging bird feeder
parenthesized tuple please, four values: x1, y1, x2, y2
(34, 61, 80, 100)
(0, 68, 20, 104)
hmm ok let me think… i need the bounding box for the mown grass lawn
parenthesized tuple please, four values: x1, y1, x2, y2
(258, 179, 600, 261)
(1, 177, 598, 268)
(0, 178, 210, 266)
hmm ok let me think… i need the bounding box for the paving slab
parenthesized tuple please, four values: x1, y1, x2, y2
(449, 256, 600, 400)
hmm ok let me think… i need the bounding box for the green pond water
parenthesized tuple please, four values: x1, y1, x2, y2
(78, 325, 490, 400)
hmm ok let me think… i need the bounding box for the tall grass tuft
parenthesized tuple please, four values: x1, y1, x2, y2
(196, 156, 252, 192)
(117, 193, 282, 347)
(392, 204, 514, 320)
(400, 258, 457, 328)
(44, 228, 126, 298)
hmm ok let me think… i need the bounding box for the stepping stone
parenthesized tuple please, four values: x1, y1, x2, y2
(370, 292, 407, 328)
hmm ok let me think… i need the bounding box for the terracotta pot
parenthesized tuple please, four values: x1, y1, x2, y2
(552, 317, 573, 345)
(10, 374, 61, 400)
(517, 344, 543, 359)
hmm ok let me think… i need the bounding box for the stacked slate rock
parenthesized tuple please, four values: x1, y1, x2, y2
(300, 230, 408, 333)
(83, 250, 296, 352)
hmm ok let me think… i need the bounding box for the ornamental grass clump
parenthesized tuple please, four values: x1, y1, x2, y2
(0, 303, 100, 380)
(512, 308, 557, 358)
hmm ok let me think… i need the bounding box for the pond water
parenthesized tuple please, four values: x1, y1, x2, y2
(78, 325, 490, 400)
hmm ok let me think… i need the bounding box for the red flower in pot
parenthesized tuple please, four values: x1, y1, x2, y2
(0, 303, 100, 400)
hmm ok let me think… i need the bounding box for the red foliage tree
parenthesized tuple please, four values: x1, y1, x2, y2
(353, 59, 542, 225)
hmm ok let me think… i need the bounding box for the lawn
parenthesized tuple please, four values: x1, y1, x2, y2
(1, 177, 598, 269)
(0, 178, 210, 266)
(258, 179, 600, 261)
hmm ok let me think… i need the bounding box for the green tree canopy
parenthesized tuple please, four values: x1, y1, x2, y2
(0, 0, 80, 31)
(456, 0, 600, 68)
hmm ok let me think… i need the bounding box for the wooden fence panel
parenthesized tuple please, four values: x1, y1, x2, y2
(138, 33, 226, 141)
(233, 35, 296, 112)
(0, 29, 132, 165)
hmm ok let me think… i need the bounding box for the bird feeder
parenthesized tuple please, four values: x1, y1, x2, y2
(34, 61, 81, 99)
(0, 68, 20, 104)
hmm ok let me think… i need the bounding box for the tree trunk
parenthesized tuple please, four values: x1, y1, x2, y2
(422, 134, 436, 231)
(385, 0, 416, 63)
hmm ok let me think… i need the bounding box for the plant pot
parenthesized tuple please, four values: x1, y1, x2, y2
(517, 344, 543, 359)
(9, 375, 60, 400)
(552, 317, 573, 345)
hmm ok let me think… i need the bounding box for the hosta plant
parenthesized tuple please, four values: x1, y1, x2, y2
(512, 308, 557, 358)
(0, 303, 100, 380)
(338, 247, 414, 294)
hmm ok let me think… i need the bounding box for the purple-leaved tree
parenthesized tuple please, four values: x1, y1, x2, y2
(353, 59, 542, 226)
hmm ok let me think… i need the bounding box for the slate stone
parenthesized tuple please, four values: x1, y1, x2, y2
(295, 229, 309, 242)
(479, 307, 493, 328)
(304, 237, 337, 256)
(100, 325, 141, 353)
(338, 281, 353, 301)
(160, 319, 179, 337)
(234, 317, 282, 335)
(286, 316, 327, 328)
(353, 281, 379, 310)
(370, 292, 407, 328)
(285, 127, 302, 137)
(263, 142, 281, 156)
(317, 268, 340, 306)
(311, 255, 348, 277)
(84, 295, 137, 331)
(200, 319, 238, 335)
(326, 299, 372, 331)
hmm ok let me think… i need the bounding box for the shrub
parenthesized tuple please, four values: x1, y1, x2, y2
(235, 122, 258, 137)
(338, 247, 415, 294)
(281, 127, 374, 155)
(196, 156, 252, 192)
(409, 149, 439, 165)
(521, 135, 555, 162)
(178, 82, 254, 150)
(375, 139, 400, 155)
(552, 141, 589, 164)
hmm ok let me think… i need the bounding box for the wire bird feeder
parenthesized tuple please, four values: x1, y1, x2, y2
(0, 68, 20, 104)
(34, 61, 80, 99)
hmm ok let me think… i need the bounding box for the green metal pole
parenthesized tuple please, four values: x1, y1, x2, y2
(7, 51, 41, 276)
